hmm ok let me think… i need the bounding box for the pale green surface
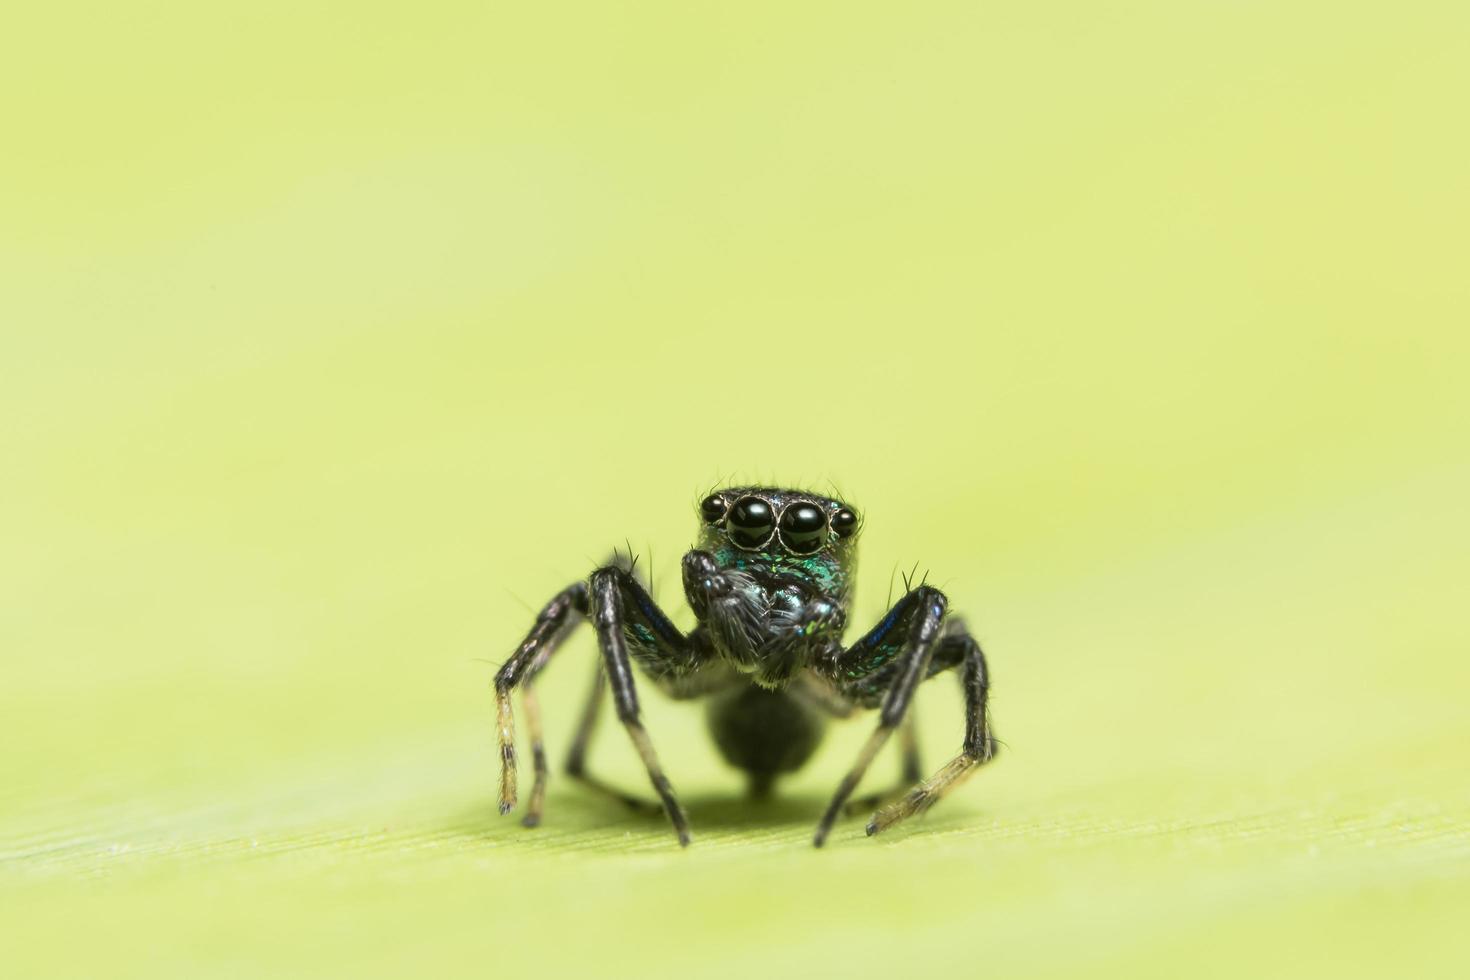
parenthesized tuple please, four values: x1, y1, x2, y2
(3, 3, 1469, 977)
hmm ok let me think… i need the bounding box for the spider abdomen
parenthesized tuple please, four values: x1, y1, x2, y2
(706, 684, 827, 796)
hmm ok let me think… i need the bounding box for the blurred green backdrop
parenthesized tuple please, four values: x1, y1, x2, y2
(3, 2, 1467, 977)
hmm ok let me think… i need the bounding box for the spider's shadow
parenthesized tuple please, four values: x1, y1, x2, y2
(679, 790, 828, 829)
(457, 788, 836, 842)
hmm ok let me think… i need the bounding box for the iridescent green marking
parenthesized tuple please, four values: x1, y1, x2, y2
(844, 640, 903, 679)
(709, 544, 850, 599)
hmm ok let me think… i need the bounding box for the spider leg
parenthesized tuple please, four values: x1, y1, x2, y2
(812, 586, 948, 846)
(495, 560, 701, 841)
(518, 679, 549, 826)
(588, 565, 696, 846)
(868, 621, 998, 836)
(842, 710, 921, 816)
(562, 659, 660, 815)
(493, 582, 589, 819)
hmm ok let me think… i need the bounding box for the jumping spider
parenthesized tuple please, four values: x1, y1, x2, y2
(493, 486, 998, 847)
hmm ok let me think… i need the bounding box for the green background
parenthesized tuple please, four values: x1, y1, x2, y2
(3, 3, 1467, 976)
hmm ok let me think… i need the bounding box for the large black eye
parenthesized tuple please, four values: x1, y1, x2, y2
(779, 502, 827, 554)
(700, 494, 727, 524)
(831, 507, 858, 538)
(727, 495, 775, 549)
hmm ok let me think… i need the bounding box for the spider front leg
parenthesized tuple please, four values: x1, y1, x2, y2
(493, 581, 588, 825)
(812, 586, 949, 846)
(562, 659, 662, 815)
(586, 565, 695, 846)
(842, 710, 922, 817)
(865, 621, 997, 836)
(494, 565, 697, 843)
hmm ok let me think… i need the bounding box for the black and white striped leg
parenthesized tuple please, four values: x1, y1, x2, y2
(563, 660, 660, 814)
(843, 710, 922, 816)
(867, 627, 997, 836)
(813, 586, 948, 847)
(589, 566, 693, 846)
(493, 582, 589, 818)
(519, 680, 549, 827)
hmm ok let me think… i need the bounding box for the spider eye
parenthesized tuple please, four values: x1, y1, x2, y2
(779, 503, 827, 554)
(726, 495, 775, 549)
(700, 494, 727, 524)
(831, 507, 858, 538)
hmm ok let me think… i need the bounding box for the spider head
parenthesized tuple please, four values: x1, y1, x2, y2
(695, 487, 860, 574)
(685, 487, 859, 686)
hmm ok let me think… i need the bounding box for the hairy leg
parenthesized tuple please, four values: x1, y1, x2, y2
(812, 586, 948, 846)
(867, 624, 998, 836)
(493, 564, 701, 843)
(562, 659, 660, 815)
(493, 583, 589, 815)
(843, 709, 922, 816)
(588, 565, 696, 846)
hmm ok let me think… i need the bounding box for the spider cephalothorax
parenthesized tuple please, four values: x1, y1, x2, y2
(493, 485, 999, 847)
(685, 487, 858, 688)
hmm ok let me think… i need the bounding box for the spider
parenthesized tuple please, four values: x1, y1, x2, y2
(493, 486, 998, 847)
